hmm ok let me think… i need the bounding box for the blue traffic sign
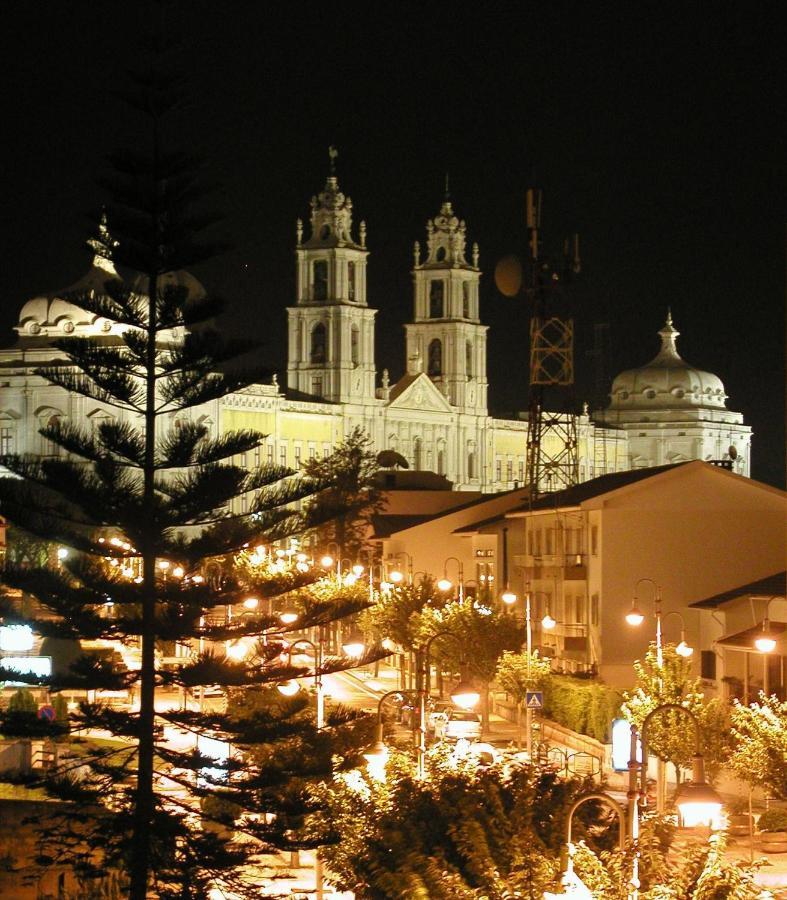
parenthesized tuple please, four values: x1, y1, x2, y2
(525, 691, 543, 709)
(37, 704, 56, 722)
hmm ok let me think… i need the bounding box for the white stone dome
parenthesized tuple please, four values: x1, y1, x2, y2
(608, 312, 728, 411)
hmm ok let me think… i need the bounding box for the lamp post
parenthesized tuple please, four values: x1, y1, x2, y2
(625, 578, 695, 811)
(552, 792, 628, 899)
(502, 587, 555, 757)
(276, 637, 326, 899)
(387, 550, 413, 585)
(636, 703, 723, 827)
(438, 557, 465, 602)
(753, 596, 782, 693)
(366, 663, 479, 780)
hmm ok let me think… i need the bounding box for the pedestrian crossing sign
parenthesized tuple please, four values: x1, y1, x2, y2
(525, 691, 543, 709)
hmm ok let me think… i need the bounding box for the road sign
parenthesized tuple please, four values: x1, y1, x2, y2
(37, 704, 56, 722)
(525, 691, 543, 709)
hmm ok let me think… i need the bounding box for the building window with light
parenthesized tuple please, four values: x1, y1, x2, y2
(313, 260, 328, 301)
(279, 444, 287, 467)
(312, 376, 323, 397)
(294, 444, 302, 468)
(429, 280, 444, 318)
(267, 441, 274, 465)
(506, 459, 513, 482)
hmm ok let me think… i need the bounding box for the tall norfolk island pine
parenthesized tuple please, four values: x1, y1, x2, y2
(0, 44, 381, 899)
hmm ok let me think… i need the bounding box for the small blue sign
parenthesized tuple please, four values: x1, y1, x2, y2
(37, 704, 56, 722)
(525, 691, 543, 709)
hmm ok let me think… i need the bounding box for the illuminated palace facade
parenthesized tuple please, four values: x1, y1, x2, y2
(0, 169, 751, 496)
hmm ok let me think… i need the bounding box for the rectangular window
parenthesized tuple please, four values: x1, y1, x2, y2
(429, 280, 444, 318)
(348, 261, 356, 300)
(518, 459, 524, 483)
(312, 377, 323, 397)
(294, 444, 302, 467)
(323, 443, 331, 458)
(591, 593, 599, 626)
(254, 446, 261, 467)
(591, 525, 598, 556)
(313, 260, 328, 301)
(495, 457, 502, 482)
(575, 595, 585, 624)
(0, 426, 13, 455)
(700, 650, 716, 680)
(533, 529, 542, 557)
(506, 459, 513, 482)
(279, 444, 287, 467)
(545, 528, 553, 555)
(308, 442, 316, 459)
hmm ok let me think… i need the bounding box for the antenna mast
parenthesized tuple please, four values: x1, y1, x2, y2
(524, 189, 581, 496)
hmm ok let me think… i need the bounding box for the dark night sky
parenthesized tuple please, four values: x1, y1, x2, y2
(1, 3, 783, 486)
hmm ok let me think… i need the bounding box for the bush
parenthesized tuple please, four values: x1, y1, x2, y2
(8, 688, 37, 714)
(542, 676, 622, 742)
(757, 808, 787, 833)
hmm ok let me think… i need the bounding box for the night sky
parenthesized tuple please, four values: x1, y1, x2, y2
(1, 4, 783, 486)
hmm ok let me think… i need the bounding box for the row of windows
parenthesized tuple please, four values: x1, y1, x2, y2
(428, 279, 473, 319)
(494, 456, 525, 484)
(527, 526, 586, 558)
(426, 338, 474, 378)
(307, 322, 360, 365)
(311, 260, 356, 302)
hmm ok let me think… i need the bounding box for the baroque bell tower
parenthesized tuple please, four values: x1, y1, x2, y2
(405, 188, 488, 414)
(287, 150, 377, 404)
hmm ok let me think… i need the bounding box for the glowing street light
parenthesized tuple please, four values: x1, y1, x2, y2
(279, 607, 299, 626)
(450, 680, 481, 710)
(501, 589, 517, 605)
(242, 597, 259, 610)
(341, 632, 366, 658)
(276, 679, 300, 697)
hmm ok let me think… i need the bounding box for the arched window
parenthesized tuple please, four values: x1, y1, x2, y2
(313, 260, 328, 301)
(435, 246, 447, 262)
(466, 341, 473, 380)
(429, 280, 444, 318)
(39, 412, 63, 457)
(462, 282, 470, 318)
(348, 261, 356, 301)
(428, 339, 442, 377)
(467, 448, 476, 479)
(351, 325, 359, 365)
(319, 224, 331, 241)
(310, 323, 327, 364)
(413, 437, 423, 470)
(436, 441, 446, 476)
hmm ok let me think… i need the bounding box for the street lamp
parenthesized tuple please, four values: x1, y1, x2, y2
(754, 596, 780, 654)
(341, 631, 366, 658)
(438, 557, 464, 601)
(548, 792, 628, 899)
(387, 550, 413, 585)
(276, 638, 326, 899)
(636, 704, 723, 829)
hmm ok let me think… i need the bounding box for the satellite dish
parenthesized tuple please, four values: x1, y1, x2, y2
(494, 255, 522, 298)
(376, 450, 409, 470)
(728, 445, 738, 460)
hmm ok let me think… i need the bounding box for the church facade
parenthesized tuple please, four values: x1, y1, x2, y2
(0, 169, 751, 495)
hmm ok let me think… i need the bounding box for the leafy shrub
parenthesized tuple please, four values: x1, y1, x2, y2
(757, 807, 787, 833)
(8, 688, 37, 714)
(542, 676, 621, 742)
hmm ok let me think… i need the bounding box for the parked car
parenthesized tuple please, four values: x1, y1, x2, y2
(435, 709, 482, 742)
(427, 700, 453, 735)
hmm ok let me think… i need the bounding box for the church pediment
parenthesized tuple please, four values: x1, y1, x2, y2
(386, 373, 453, 413)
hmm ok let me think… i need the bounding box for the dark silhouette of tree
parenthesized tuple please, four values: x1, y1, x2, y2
(0, 24, 384, 900)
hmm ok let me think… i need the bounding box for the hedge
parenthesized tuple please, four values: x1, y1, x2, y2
(542, 676, 622, 743)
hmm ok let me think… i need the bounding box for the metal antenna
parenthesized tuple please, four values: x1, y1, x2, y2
(524, 189, 580, 497)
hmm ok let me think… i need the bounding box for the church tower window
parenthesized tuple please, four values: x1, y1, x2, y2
(429, 280, 444, 318)
(351, 325, 359, 365)
(310, 323, 327, 363)
(463, 281, 470, 318)
(466, 341, 473, 379)
(313, 260, 328, 301)
(428, 339, 442, 377)
(467, 447, 476, 479)
(348, 261, 355, 301)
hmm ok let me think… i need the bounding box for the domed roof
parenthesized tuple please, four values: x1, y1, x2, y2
(608, 312, 728, 411)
